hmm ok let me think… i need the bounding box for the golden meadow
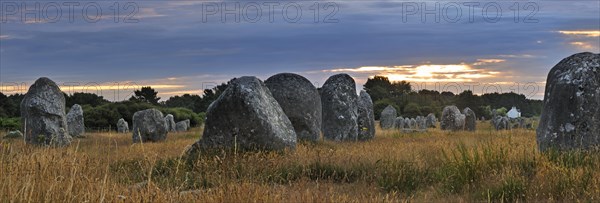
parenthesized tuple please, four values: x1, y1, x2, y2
(1, 121, 599, 202)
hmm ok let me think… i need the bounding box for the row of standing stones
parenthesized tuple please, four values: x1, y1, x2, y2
(185, 73, 377, 155)
(14, 52, 599, 152)
(16, 77, 191, 146)
(380, 105, 437, 132)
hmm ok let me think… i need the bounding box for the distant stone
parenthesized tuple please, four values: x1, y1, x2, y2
(132, 108, 168, 143)
(537, 52, 600, 151)
(416, 116, 427, 130)
(265, 73, 322, 141)
(67, 104, 85, 138)
(495, 116, 511, 130)
(394, 117, 404, 129)
(184, 119, 190, 128)
(356, 91, 375, 141)
(403, 117, 411, 129)
(164, 114, 176, 132)
(20, 77, 72, 146)
(321, 74, 359, 141)
(462, 107, 476, 131)
(187, 76, 296, 153)
(117, 118, 129, 133)
(175, 121, 188, 132)
(409, 118, 417, 129)
(440, 105, 464, 131)
(426, 113, 437, 128)
(4, 130, 23, 139)
(380, 105, 397, 129)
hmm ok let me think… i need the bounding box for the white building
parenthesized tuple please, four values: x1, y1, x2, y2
(507, 106, 521, 118)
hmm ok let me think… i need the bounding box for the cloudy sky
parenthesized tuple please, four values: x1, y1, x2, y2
(1, 0, 598, 100)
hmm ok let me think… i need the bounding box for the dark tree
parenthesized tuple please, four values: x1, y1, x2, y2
(66, 92, 109, 107)
(130, 86, 161, 105)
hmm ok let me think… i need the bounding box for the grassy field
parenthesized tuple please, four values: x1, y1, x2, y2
(1, 122, 599, 202)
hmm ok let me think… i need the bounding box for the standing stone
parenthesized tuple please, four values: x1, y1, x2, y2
(20, 77, 72, 146)
(187, 76, 296, 152)
(117, 118, 129, 133)
(403, 117, 411, 128)
(132, 108, 168, 143)
(441, 105, 464, 131)
(380, 105, 397, 129)
(164, 114, 176, 132)
(394, 117, 404, 129)
(265, 73, 322, 141)
(416, 116, 427, 130)
(176, 121, 188, 132)
(357, 91, 375, 141)
(495, 116, 511, 130)
(321, 74, 359, 141)
(184, 119, 190, 128)
(4, 130, 23, 139)
(67, 104, 85, 138)
(408, 118, 417, 129)
(426, 113, 437, 128)
(537, 52, 600, 151)
(462, 107, 476, 131)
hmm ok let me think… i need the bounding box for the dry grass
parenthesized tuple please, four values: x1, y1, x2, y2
(1, 122, 599, 202)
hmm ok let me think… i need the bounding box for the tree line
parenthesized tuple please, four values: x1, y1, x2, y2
(364, 76, 543, 119)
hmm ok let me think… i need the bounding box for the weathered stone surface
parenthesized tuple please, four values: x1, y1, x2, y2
(265, 73, 322, 141)
(409, 118, 417, 129)
(416, 116, 427, 130)
(164, 114, 176, 132)
(426, 113, 437, 128)
(20, 77, 72, 146)
(462, 107, 476, 131)
(441, 106, 465, 131)
(132, 108, 167, 143)
(403, 117, 410, 128)
(67, 104, 85, 138)
(495, 116, 511, 130)
(188, 76, 296, 152)
(537, 52, 600, 151)
(321, 74, 359, 141)
(4, 130, 23, 139)
(175, 121, 188, 132)
(117, 118, 129, 133)
(357, 91, 375, 141)
(394, 117, 404, 129)
(380, 105, 397, 129)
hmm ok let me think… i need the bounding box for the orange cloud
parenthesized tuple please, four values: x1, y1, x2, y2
(558, 30, 600, 37)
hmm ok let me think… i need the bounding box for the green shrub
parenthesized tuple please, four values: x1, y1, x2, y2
(0, 117, 21, 130)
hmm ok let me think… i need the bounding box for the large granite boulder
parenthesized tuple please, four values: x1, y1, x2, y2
(20, 77, 72, 146)
(265, 73, 322, 141)
(380, 105, 397, 129)
(440, 105, 464, 131)
(184, 119, 190, 128)
(117, 118, 129, 133)
(176, 121, 188, 132)
(357, 91, 375, 141)
(320, 74, 359, 141)
(188, 76, 296, 152)
(132, 108, 168, 143)
(426, 113, 437, 128)
(67, 104, 85, 138)
(164, 114, 176, 132)
(462, 107, 476, 131)
(537, 52, 600, 151)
